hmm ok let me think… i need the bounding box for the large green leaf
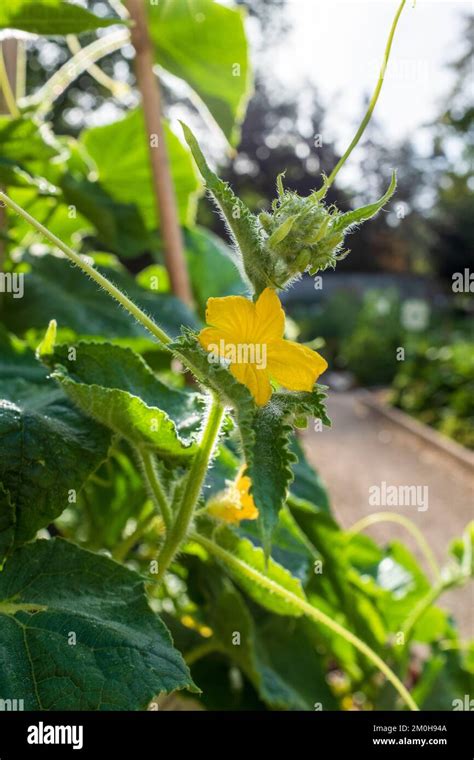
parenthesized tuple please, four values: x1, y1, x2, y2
(149, 0, 251, 145)
(0, 538, 194, 710)
(6, 188, 93, 248)
(0, 117, 61, 163)
(41, 339, 203, 460)
(372, 542, 432, 631)
(81, 108, 201, 231)
(2, 131, 140, 251)
(1, 251, 199, 347)
(65, 444, 148, 553)
(0, 159, 57, 191)
(0, 332, 110, 555)
(60, 174, 155, 257)
(0, 0, 120, 34)
(246, 388, 330, 552)
(0, 484, 15, 566)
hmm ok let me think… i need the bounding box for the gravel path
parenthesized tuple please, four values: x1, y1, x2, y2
(302, 392, 474, 637)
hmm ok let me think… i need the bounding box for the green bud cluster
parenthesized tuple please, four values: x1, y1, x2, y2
(258, 175, 348, 287)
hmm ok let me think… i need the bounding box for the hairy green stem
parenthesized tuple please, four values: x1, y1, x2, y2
(138, 449, 172, 529)
(348, 511, 441, 582)
(327, 0, 407, 187)
(194, 532, 419, 712)
(156, 397, 225, 581)
(0, 191, 171, 346)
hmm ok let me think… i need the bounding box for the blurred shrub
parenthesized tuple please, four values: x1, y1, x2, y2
(340, 290, 403, 386)
(391, 340, 474, 449)
(291, 289, 361, 365)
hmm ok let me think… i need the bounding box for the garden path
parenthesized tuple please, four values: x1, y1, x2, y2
(303, 392, 474, 637)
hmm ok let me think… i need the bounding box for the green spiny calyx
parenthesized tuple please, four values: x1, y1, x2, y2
(258, 169, 397, 286)
(259, 176, 345, 284)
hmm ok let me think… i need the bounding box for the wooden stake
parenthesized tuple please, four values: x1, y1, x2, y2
(0, 38, 18, 112)
(126, 0, 193, 306)
(0, 39, 18, 273)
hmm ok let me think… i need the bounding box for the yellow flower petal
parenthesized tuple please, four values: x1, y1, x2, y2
(236, 471, 258, 518)
(198, 288, 329, 406)
(230, 361, 272, 406)
(198, 326, 227, 351)
(205, 295, 256, 341)
(208, 466, 258, 524)
(266, 340, 328, 391)
(254, 287, 285, 343)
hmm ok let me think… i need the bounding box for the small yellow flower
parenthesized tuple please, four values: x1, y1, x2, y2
(199, 287, 328, 405)
(208, 467, 259, 524)
(180, 615, 214, 639)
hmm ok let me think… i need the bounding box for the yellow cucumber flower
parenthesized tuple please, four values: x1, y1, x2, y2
(208, 467, 258, 524)
(198, 287, 328, 405)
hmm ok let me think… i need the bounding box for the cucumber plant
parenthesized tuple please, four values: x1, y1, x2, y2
(0, 0, 471, 711)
